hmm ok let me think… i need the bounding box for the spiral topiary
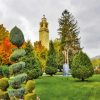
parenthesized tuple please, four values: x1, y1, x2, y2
(8, 26, 27, 99)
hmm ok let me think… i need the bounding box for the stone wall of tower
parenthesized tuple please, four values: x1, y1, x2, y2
(39, 15, 49, 49)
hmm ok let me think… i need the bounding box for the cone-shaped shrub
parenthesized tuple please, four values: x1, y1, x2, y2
(71, 51, 94, 81)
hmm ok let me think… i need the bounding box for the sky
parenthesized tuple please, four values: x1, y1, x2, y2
(0, 0, 100, 58)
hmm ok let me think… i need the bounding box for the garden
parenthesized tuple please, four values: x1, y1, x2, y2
(0, 9, 99, 100)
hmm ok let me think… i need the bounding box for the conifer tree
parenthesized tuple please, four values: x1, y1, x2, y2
(21, 40, 41, 79)
(58, 9, 81, 55)
(71, 51, 94, 81)
(45, 40, 57, 76)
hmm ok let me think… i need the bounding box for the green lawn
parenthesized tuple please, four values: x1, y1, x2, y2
(35, 75, 100, 100)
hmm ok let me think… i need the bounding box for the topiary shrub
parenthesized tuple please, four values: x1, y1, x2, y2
(10, 49, 26, 62)
(9, 73, 27, 89)
(0, 89, 10, 100)
(9, 61, 25, 75)
(24, 93, 37, 100)
(8, 88, 25, 98)
(45, 66, 57, 76)
(8, 26, 27, 99)
(25, 80, 35, 93)
(71, 51, 94, 81)
(0, 78, 9, 91)
(9, 26, 24, 48)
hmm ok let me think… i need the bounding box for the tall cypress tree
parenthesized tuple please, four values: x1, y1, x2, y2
(45, 40, 57, 76)
(58, 9, 81, 54)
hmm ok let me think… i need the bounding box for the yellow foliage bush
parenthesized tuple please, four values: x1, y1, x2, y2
(0, 77, 9, 91)
(25, 80, 35, 93)
(24, 93, 37, 100)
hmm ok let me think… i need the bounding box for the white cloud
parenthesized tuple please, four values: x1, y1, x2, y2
(0, 0, 100, 58)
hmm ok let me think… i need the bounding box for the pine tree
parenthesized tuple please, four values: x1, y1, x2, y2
(58, 9, 81, 55)
(45, 40, 57, 76)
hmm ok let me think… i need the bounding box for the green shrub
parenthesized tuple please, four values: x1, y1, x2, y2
(9, 61, 25, 75)
(24, 93, 37, 100)
(0, 78, 9, 91)
(25, 80, 35, 93)
(71, 51, 94, 81)
(9, 26, 24, 48)
(8, 88, 25, 98)
(9, 73, 27, 89)
(10, 49, 26, 62)
(2, 65, 10, 78)
(0, 89, 10, 100)
(45, 66, 57, 76)
(27, 69, 40, 80)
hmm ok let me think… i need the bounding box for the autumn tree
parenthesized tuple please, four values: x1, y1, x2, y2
(34, 41, 48, 71)
(0, 24, 16, 65)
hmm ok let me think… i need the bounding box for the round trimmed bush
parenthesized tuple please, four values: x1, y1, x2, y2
(0, 78, 9, 91)
(25, 80, 35, 93)
(45, 66, 57, 76)
(71, 51, 94, 81)
(27, 69, 40, 80)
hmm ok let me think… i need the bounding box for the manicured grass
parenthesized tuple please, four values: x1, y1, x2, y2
(35, 75, 100, 100)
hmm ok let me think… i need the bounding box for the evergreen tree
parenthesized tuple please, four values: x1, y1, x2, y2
(21, 40, 42, 79)
(53, 38, 64, 71)
(71, 51, 94, 81)
(58, 9, 81, 56)
(45, 40, 57, 76)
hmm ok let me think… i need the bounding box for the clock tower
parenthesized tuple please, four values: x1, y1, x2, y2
(39, 15, 49, 49)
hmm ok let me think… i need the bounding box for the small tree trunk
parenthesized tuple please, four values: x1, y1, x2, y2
(82, 78, 84, 81)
